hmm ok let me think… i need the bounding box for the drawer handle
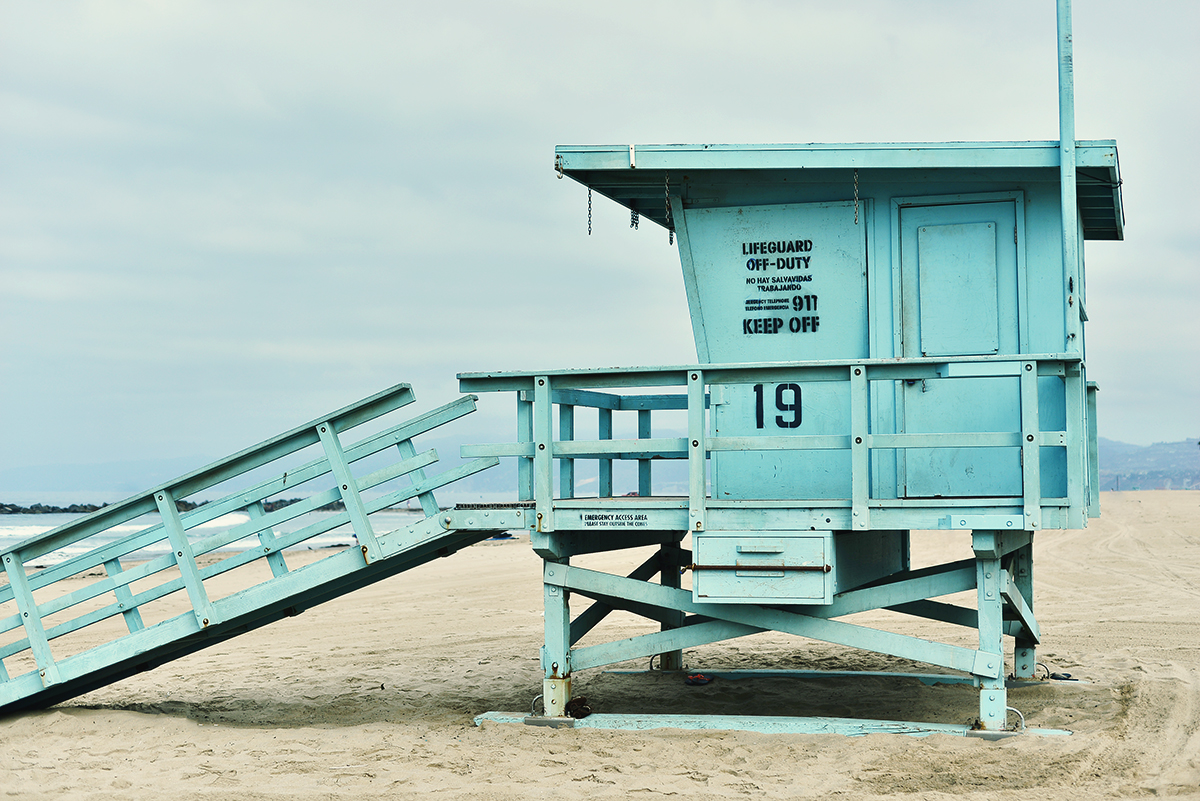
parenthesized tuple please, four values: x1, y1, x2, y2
(688, 563, 831, 573)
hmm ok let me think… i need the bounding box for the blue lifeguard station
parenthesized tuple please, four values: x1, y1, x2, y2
(0, 2, 1121, 737)
(460, 5, 1123, 734)
(463, 135, 1121, 735)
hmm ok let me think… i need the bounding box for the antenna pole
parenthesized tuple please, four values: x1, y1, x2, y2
(1058, 0, 1081, 350)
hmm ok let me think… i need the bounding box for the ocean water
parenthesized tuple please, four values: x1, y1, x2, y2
(0, 509, 427, 570)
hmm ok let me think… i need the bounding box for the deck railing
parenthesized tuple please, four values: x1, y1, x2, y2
(460, 354, 1095, 533)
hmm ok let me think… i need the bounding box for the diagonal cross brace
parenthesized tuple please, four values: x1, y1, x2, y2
(570, 552, 665, 645)
(549, 564, 1000, 679)
(572, 619, 763, 672)
(787, 560, 977, 619)
(1000, 568, 1041, 643)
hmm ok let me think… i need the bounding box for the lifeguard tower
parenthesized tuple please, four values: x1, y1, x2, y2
(463, 12, 1123, 734)
(0, 2, 1120, 737)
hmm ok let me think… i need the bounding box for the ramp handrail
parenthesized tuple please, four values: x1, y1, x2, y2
(1, 385, 497, 701)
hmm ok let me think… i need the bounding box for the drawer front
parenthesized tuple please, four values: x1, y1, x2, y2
(692, 531, 833, 604)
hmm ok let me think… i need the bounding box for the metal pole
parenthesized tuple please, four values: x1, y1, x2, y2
(1058, 0, 1081, 351)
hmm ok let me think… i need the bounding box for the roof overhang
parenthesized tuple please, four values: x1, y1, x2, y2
(554, 141, 1123, 241)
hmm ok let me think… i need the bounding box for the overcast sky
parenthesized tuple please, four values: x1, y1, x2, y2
(1, 0, 1197, 491)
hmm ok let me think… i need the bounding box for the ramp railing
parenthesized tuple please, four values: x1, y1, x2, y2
(0, 384, 500, 711)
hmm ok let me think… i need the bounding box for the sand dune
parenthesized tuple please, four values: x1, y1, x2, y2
(1, 491, 1198, 799)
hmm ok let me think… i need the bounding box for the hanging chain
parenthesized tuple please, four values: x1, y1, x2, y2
(853, 169, 859, 225)
(587, 188, 592, 236)
(665, 172, 674, 245)
(630, 209, 640, 229)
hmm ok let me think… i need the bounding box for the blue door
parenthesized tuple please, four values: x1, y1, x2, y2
(898, 200, 1022, 498)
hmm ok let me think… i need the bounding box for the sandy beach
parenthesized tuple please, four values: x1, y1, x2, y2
(1, 490, 1197, 799)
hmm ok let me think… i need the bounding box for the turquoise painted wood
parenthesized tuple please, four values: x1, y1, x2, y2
(465, 125, 1122, 733)
(552, 141, 1120, 517)
(0, 386, 515, 713)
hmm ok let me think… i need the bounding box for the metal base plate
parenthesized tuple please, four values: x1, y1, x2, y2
(476, 711, 1071, 738)
(605, 668, 978, 686)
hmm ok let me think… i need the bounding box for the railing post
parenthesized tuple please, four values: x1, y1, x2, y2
(559, 404, 575, 500)
(155, 488, 220, 628)
(518, 391, 534, 502)
(637, 409, 652, 497)
(688, 370, 706, 533)
(850, 365, 870, 531)
(598, 407, 613, 498)
(1019, 361, 1042, 531)
(1086, 380, 1100, 514)
(318, 422, 383, 563)
(3, 552, 60, 686)
(1064, 363, 1086, 528)
(534, 376, 554, 532)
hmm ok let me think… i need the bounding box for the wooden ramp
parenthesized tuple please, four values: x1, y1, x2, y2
(0, 384, 522, 714)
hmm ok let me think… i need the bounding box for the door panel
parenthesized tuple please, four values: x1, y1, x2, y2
(918, 222, 999, 356)
(899, 200, 1021, 498)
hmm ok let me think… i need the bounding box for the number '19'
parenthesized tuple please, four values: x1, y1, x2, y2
(753, 383, 802, 429)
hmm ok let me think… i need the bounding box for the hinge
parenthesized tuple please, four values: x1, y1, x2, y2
(1014, 225, 1018, 244)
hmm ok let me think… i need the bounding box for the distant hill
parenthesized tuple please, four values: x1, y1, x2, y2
(1098, 437, 1200, 491)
